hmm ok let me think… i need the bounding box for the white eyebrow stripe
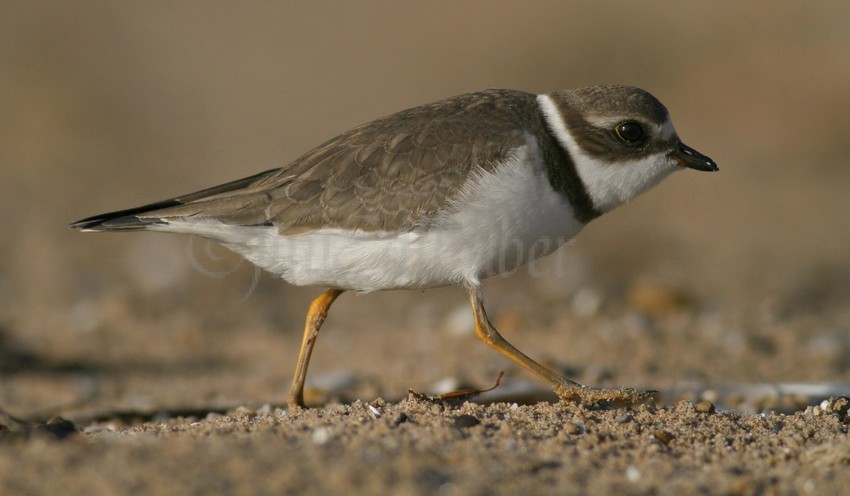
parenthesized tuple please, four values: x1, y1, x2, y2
(587, 115, 677, 143)
(585, 115, 631, 128)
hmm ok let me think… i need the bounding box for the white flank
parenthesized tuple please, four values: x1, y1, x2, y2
(537, 94, 680, 213)
(151, 138, 583, 291)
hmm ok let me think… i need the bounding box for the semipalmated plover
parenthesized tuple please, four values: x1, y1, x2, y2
(72, 85, 717, 408)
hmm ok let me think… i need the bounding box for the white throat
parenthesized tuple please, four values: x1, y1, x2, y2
(537, 94, 679, 213)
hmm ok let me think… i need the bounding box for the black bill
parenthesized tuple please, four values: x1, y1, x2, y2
(672, 143, 718, 172)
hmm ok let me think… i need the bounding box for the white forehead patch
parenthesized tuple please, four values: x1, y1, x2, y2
(537, 94, 679, 213)
(660, 117, 677, 140)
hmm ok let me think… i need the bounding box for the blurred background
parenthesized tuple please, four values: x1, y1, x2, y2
(2, 1, 849, 416)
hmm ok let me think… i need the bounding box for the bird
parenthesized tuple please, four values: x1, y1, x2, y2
(71, 85, 718, 409)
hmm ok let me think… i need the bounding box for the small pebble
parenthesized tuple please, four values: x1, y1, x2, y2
(615, 413, 633, 423)
(454, 415, 480, 428)
(41, 417, 77, 440)
(828, 396, 850, 419)
(393, 412, 410, 427)
(695, 400, 716, 414)
(564, 422, 585, 435)
(83, 422, 106, 434)
(653, 430, 675, 445)
(233, 406, 254, 419)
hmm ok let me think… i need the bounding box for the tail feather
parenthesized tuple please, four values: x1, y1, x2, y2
(70, 167, 281, 232)
(70, 199, 181, 231)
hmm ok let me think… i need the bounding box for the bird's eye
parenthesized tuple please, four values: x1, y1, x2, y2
(614, 122, 645, 143)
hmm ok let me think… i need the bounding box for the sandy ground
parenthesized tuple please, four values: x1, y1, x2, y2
(2, 2, 850, 495)
(2, 398, 850, 495)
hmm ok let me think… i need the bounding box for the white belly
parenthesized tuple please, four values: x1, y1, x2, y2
(157, 143, 584, 291)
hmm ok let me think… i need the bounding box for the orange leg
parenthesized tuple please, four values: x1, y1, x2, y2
(464, 282, 583, 392)
(287, 289, 344, 409)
